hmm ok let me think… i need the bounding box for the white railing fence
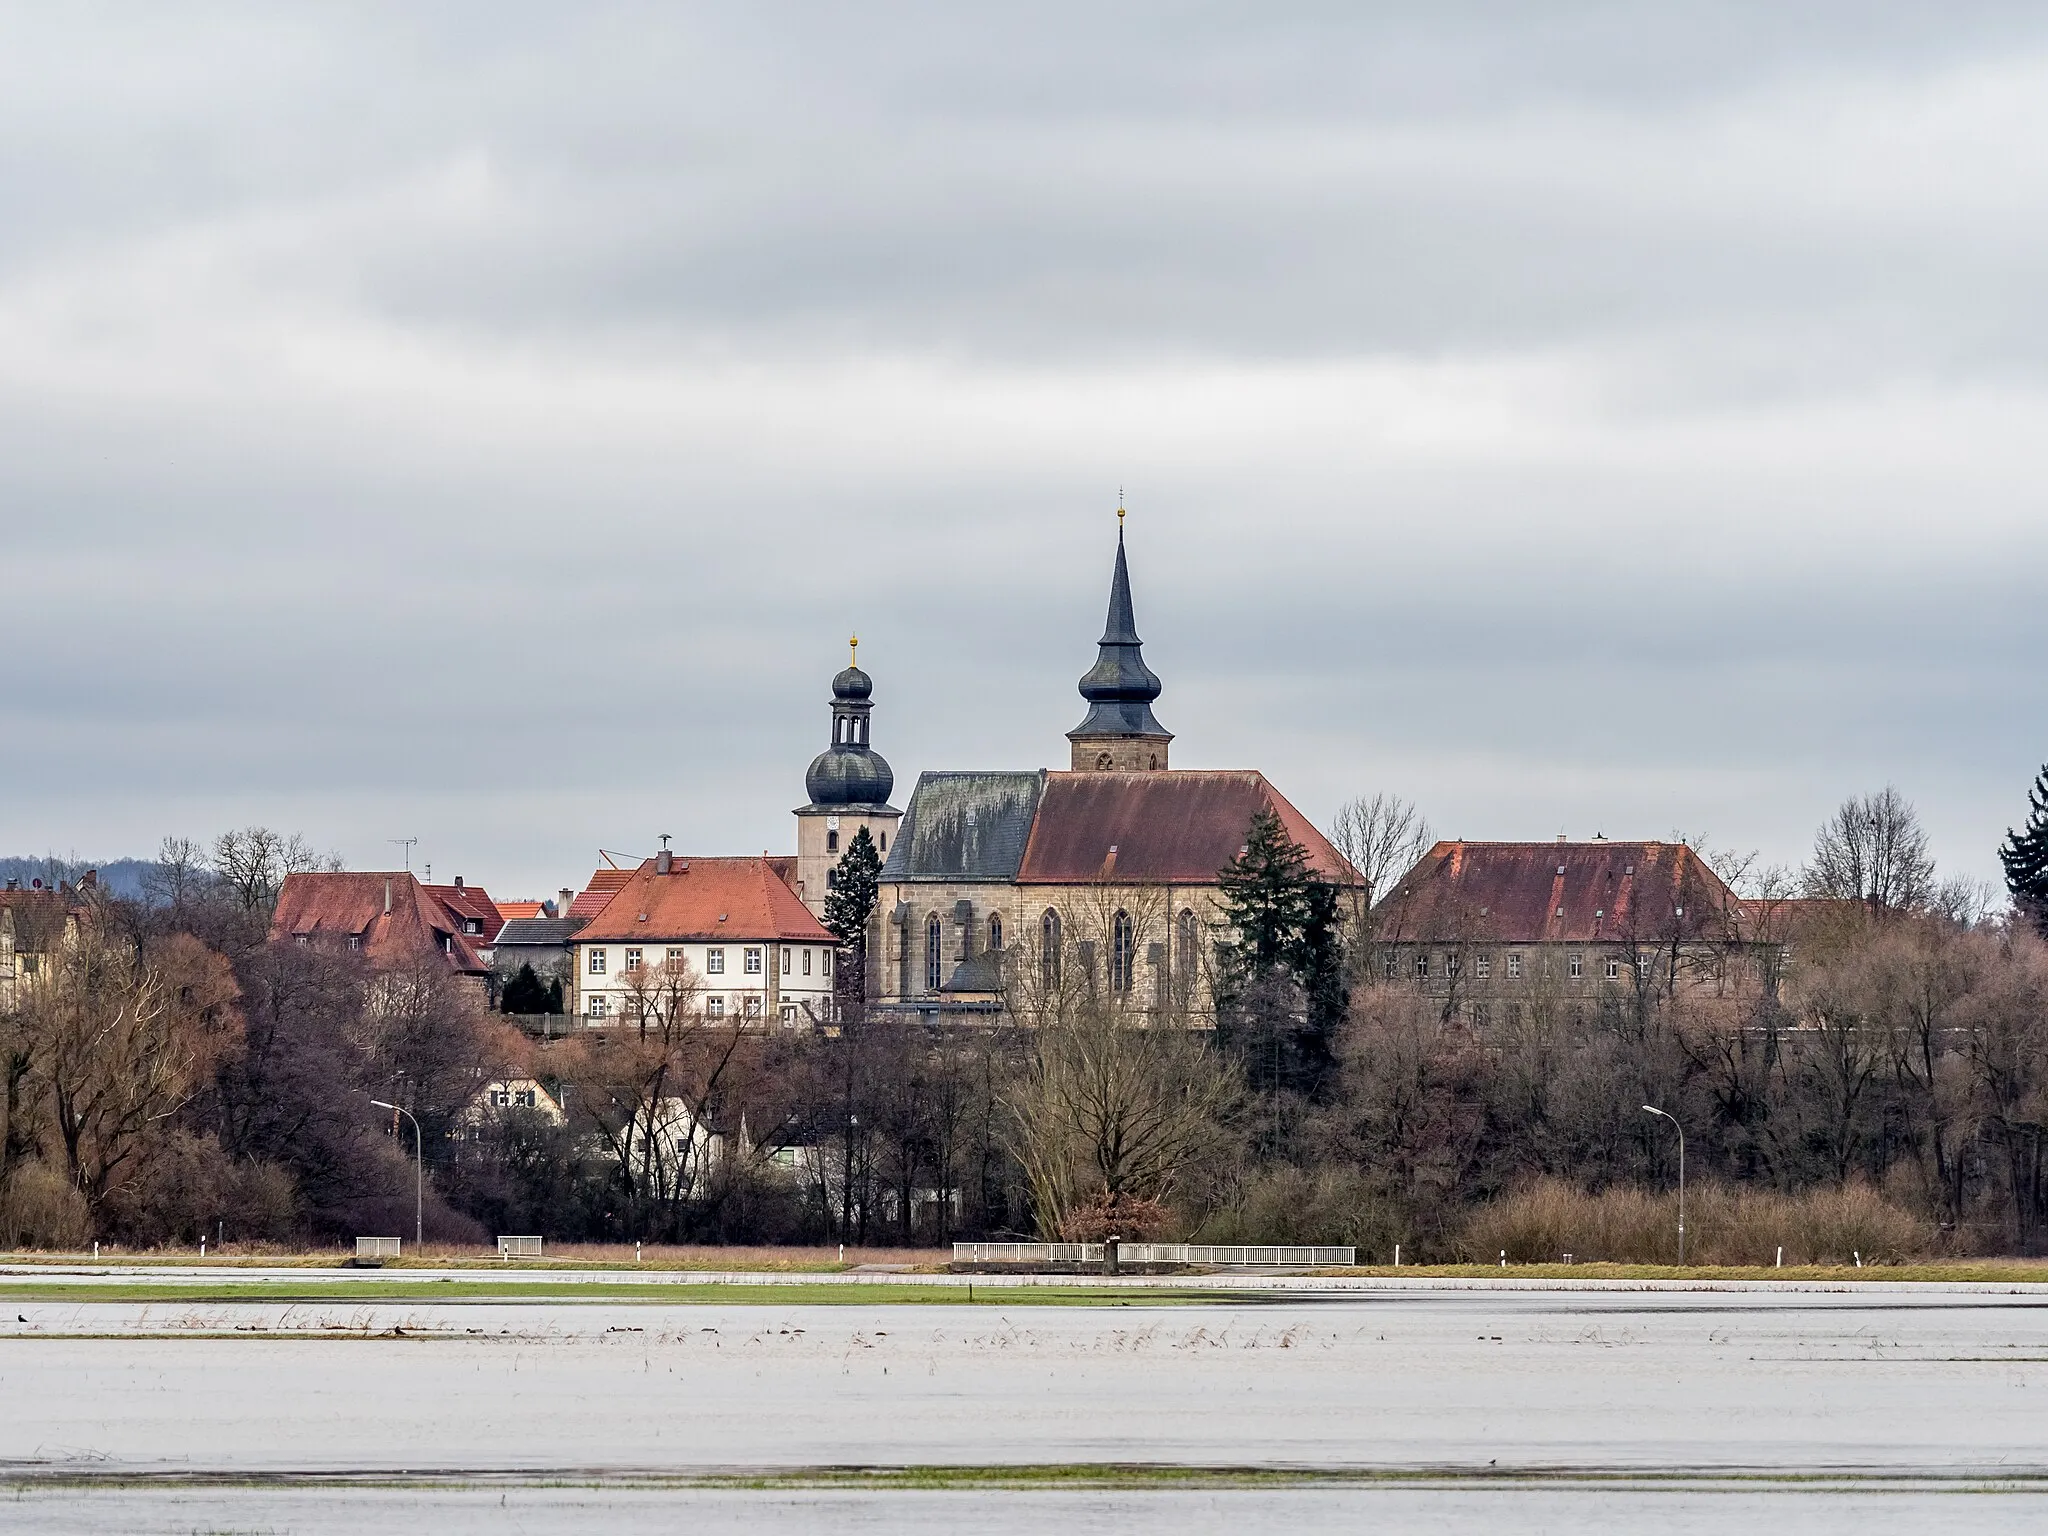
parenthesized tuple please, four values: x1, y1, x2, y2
(497, 1235, 544, 1258)
(952, 1242, 1354, 1268)
(355, 1236, 402, 1259)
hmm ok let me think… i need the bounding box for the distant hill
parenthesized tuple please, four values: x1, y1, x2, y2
(0, 856, 159, 900)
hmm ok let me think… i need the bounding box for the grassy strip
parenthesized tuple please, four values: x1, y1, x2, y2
(1309, 1262, 2048, 1284)
(0, 1253, 874, 1273)
(0, 1279, 1229, 1307)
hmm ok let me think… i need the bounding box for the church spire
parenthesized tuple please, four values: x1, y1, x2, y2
(1067, 508, 1172, 771)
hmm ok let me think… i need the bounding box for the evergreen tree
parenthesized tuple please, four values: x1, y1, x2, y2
(822, 826, 883, 1012)
(1217, 807, 1315, 978)
(1215, 807, 1348, 1109)
(1296, 879, 1349, 1046)
(500, 962, 556, 1015)
(2002, 764, 2048, 937)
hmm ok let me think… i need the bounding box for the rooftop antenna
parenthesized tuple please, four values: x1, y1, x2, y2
(387, 837, 417, 873)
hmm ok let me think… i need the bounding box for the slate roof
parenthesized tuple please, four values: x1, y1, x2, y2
(494, 917, 586, 948)
(576, 857, 835, 945)
(1370, 841, 1736, 947)
(270, 872, 491, 974)
(1017, 770, 1359, 886)
(880, 772, 1048, 883)
(1069, 528, 1170, 744)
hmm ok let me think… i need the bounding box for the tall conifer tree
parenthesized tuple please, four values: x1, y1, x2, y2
(822, 826, 883, 1011)
(2001, 765, 2048, 937)
(1217, 807, 1315, 977)
(1215, 807, 1348, 1106)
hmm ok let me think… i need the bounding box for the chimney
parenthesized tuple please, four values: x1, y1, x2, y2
(454, 875, 464, 891)
(559, 887, 574, 916)
(384, 879, 392, 915)
(81, 869, 97, 889)
(656, 849, 673, 875)
(1556, 833, 1568, 844)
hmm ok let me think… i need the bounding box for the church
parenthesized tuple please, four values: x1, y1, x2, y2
(792, 511, 1359, 1026)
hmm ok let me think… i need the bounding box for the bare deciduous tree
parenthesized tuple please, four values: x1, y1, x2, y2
(211, 827, 342, 913)
(1805, 787, 1936, 917)
(22, 923, 238, 1210)
(1003, 951, 1240, 1239)
(1327, 793, 1433, 910)
(142, 836, 214, 913)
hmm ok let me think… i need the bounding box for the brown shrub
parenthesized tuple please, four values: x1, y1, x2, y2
(1457, 1177, 1932, 1265)
(1190, 1166, 1408, 1258)
(0, 1160, 92, 1250)
(99, 1134, 302, 1247)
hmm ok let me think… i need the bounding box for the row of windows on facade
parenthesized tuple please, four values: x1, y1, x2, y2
(921, 907, 1204, 995)
(1393, 951, 1653, 982)
(586, 946, 831, 979)
(1451, 998, 1639, 1029)
(295, 931, 458, 956)
(585, 993, 805, 1025)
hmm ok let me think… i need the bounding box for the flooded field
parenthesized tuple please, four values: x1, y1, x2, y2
(5, 1285, 2046, 1531)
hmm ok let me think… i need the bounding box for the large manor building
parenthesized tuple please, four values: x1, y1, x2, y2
(798, 516, 1359, 1025)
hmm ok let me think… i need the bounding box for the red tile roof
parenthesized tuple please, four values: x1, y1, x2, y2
(1015, 771, 1360, 886)
(576, 857, 835, 944)
(568, 868, 635, 920)
(423, 883, 505, 944)
(1371, 841, 1736, 947)
(270, 872, 491, 974)
(495, 900, 547, 921)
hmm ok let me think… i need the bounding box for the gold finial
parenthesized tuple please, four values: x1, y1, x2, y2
(849, 633, 859, 668)
(1117, 488, 1125, 525)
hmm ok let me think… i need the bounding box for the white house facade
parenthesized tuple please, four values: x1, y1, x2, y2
(570, 850, 838, 1027)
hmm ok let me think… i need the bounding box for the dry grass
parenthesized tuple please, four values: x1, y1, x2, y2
(1455, 1178, 1930, 1266)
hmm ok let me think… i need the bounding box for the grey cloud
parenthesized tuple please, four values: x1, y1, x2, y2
(3, 3, 2046, 895)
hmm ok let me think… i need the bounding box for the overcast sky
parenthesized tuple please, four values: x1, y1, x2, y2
(5, 3, 2046, 899)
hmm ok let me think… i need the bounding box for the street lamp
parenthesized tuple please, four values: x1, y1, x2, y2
(370, 1098, 423, 1251)
(1641, 1104, 1685, 1265)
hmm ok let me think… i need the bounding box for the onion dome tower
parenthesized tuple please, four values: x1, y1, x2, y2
(794, 637, 902, 920)
(1067, 505, 1172, 771)
(805, 647, 894, 809)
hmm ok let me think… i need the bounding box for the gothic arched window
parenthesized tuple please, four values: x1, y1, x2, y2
(1110, 909, 1135, 993)
(987, 912, 1003, 953)
(925, 914, 944, 993)
(1041, 909, 1062, 989)
(1177, 908, 1200, 988)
